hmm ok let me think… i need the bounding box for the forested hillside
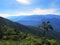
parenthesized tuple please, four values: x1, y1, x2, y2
(0, 25, 60, 45)
(0, 17, 60, 45)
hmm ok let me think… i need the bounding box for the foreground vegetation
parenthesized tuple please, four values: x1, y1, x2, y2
(0, 25, 59, 45)
(0, 37, 60, 45)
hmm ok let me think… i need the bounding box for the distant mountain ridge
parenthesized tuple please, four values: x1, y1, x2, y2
(0, 17, 60, 39)
(7, 14, 60, 32)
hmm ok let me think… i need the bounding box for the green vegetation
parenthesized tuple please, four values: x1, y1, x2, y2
(40, 21, 53, 36)
(0, 24, 60, 45)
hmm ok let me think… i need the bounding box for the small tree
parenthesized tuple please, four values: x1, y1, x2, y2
(40, 21, 53, 37)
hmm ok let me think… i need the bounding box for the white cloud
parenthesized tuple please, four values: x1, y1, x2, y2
(0, 8, 60, 17)
(54, 12, 60, 15)
(0, 14, 10, 17)
(32, 8, 56, 14)
(16, 8, 58, 15)
(16, 0, 31, 5)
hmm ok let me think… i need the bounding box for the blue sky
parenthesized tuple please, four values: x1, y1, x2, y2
(0, 0, 60, 17)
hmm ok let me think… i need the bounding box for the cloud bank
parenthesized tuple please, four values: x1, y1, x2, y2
(0, 8, 60, 17)
(16, 8, 59, 15)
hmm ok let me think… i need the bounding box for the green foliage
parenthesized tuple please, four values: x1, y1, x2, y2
(40, 21, 53, 37)
(0, 25, 60, 45)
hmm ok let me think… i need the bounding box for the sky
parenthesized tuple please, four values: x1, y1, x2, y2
(0, 0, 60, 17)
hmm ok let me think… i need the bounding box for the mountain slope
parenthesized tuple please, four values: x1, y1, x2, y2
(7, 15, 60, 32)
(0, 17, 43, 37)
(0, 17, 60, 45)
(0, 17, 60, 40)
(0, 17, 32, 32)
